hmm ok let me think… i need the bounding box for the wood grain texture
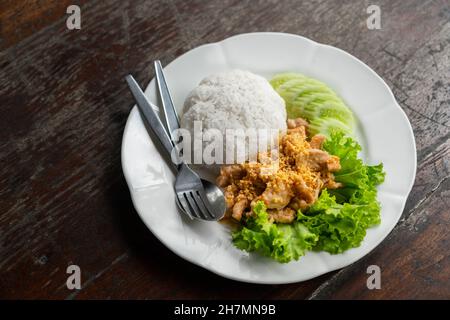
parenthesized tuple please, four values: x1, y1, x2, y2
(0, 0, 448, 299)
(0, 0, 89, 50)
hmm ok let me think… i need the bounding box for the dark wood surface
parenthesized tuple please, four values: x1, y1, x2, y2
(0, 0, 449, 300)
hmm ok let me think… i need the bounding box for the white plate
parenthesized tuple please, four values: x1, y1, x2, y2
(121, 32, 416, 284)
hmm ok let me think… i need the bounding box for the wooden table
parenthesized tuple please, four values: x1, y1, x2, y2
(1, 0, 449, 300)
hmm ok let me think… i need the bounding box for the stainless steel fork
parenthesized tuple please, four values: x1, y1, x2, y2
(125, 73, 226, 221)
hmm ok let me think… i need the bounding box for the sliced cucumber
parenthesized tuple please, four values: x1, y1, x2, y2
(270, 72, 355, 136)
(270, 73, 305, 90)
(308, 118, 354, 138)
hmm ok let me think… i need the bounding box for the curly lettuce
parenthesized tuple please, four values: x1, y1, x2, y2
(232, 201, 318, 263)
(232, 132, 385, 263)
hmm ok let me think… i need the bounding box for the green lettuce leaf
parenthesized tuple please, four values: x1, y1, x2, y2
(232, 201, 318, 263)
(297, 190, 380, 254)
(299, 132, 385, 254)
(323, 131, 385, 205)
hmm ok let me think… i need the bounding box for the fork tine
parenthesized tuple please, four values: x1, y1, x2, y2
(193, 191, 216, 220)
(175, 196, 193, 220)
(177, 194, 195, 219)
(192, 191, 215, 220)
(185, 192, 207, 220)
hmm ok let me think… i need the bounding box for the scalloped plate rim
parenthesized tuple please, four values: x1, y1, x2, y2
(121, 32, 417, 284)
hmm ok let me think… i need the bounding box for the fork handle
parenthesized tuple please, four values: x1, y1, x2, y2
(125, 75, 179, 171)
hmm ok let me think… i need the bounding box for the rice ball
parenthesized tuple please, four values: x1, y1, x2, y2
(180, 70, 286, 165)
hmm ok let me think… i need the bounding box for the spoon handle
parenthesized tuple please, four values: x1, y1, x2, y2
(125, 75, 180, 170)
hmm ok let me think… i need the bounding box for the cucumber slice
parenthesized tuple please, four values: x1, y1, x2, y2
(299, 102, 354, 128)
(270, 73, 305, 90)
(271, 72, 355, 136)
(308, 118, 354, 138)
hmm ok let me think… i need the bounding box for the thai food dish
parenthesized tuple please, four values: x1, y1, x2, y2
(181, 70, 385, 263)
